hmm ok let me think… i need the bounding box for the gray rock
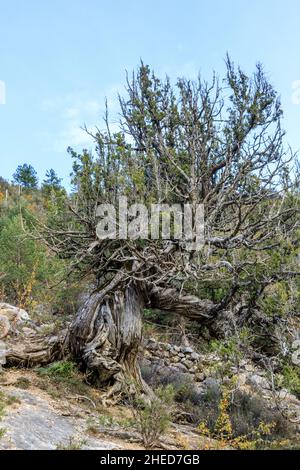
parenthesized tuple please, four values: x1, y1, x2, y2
(190, 352, 200, 361)
(0, 388, 121, 450)
(0, 303, 30, 322)
(174, 363, 188, 372)
(246, 374, 270, 390)
(202, 377, 220, 390)
(0, 341, 7, 366)
(183, 360, 194, 369)
(21, 327, 37, 337)
(195, 372, 206, 382)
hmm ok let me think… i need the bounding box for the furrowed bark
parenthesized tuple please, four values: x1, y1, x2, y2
(148, 285, 216, 320)
(3, 331, 66, 367)
(67, 281, 151, 403)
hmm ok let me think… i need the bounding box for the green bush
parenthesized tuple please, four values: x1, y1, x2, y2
(281, 365, 300, 399)
(141, 363, 291, 442)
(0, 212, 62, 309)
(229, 390, 290, 440)
(132, 385, 175, 448)
(37, 360, 76, 378)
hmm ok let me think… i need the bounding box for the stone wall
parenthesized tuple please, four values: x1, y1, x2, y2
(142, 338, 300, 430)
(143, 338, 203, 377)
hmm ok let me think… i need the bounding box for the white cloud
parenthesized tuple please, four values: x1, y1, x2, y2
(0, 80, 6, 105)
(41, 96, 63, 112)
(41, 85, 122, 152)
(63, 107, 81, 119)
(291, 80, 300, 105)
(84, 100, 101, 115)
(53, 120, 97, 152)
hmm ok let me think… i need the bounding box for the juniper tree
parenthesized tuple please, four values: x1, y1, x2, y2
(28, 58, 300, 402)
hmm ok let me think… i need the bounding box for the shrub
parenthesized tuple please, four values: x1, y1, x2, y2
(281, 365, 300, 399)
(198, 387, 285, 449)
(37, 360, 76, 378)
(132, 385, 175, 448)
(56, 436, 86, 450)
(141, 363, 291, 443)
(36, 360, 89, 397)
(15, 376, 31, 389)
(141, 362, 220, 425)
(229, 390, 291, 440)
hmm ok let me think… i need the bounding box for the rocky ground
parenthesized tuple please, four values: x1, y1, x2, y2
(0, 355, 299, 450)
(0, 309, 299, 450)
(142, 338, 300, 431)
(0, 369, 217, 450)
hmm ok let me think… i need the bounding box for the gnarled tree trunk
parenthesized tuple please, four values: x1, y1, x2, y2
(67, 281, 150, 403)
(3, 331, 66, 367)
(2, 280, 226, 403)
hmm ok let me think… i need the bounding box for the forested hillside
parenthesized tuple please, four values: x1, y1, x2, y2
(0, 171, 81, 315)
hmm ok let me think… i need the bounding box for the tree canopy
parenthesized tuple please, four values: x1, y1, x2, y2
(43, 59, 299, 330)
(13, 163, 38, 189)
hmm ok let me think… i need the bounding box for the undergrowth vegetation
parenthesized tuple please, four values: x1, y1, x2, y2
(131, 385, 175, 448)
(35, 360, 91, 399)
(141, 363, 293, 448)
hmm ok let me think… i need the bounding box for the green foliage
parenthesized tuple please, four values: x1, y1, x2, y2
(281, 365, 300, 399)
(12, 164, 38, 189)
(56, 436, 86, 450)
(42, 169, 62, 192)
(209, 329, 252, 378)
(48, 282, 83, 316)
(37, 360, 77, 379)
(142, 308, 175, 340)
(132, 385, 175, 448)
(36, 360, 92, 399)
(0, 213, 53, 306)
(142, 364, 290, 446)
(37, 60, 299, 337)
(198, 386, 279, 449)
(0, 181, 80, 314)
(259, 280, 295, 317)
(41, 169, 66, 216)
(0, 206, 71, 311)
(229, 390, 290, 442)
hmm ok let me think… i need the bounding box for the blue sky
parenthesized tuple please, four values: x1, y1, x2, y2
(0, 0, 300, 187)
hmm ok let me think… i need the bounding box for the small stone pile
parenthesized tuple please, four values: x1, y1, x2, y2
(144, 338, 202, 376)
